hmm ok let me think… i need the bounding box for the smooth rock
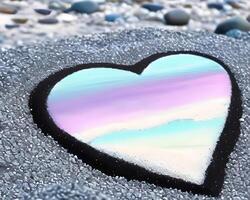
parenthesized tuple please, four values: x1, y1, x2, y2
(247, 15, 250, 23)
(215, 16, 250, 34)
(225, 0, 242, 9)
(142, 3, 164, 12)
(38, 18, 59, 25)
(0, 4, 18, 14)
(12, 18, 28, 24)
(105, 13, 122, 22)
(207, 2, 224, 10)
(164, 9, 190, 26)
(226, 29, 243, 39)
(5, 24, 20, 29)
(48, 1, 69, 10)
(65, 1, 99, 14)
(34, 9, 52, 15)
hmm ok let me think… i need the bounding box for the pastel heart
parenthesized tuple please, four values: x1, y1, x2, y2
(30, 53, 241, 196)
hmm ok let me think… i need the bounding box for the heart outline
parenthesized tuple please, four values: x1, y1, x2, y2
(29, 51, 242, 196)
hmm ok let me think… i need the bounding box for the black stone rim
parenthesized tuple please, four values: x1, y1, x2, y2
(29, 51, 242, 197)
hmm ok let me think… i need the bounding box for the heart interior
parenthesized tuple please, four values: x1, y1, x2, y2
(46, 54, 231, 185)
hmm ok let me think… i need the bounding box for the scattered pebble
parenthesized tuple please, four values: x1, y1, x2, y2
(207, 2, 224, 10)
(164, 9, 190, 26)
(0, 0, 249, 48)
(48, 1, 69, 11)
(141, 3, 164, 12)
(105, 13, 122, 22)
(247, 15, 250, 23)
(34, 8, 52, 15)
(38, 18, 59, 25)
(0, 4, 18, 14)
(215, 16, 250, 34)
(225, 0, 242, 9)
(5, 24, 20, 29)
(226, 29, 243, 39)
(65, 1, 99, 14)
(12, 18, 28, 24)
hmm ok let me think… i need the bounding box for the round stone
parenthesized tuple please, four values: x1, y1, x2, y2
(38, 18, 59, 25)
(215, 16, 250, 34)
(0, 4, 18, 14)
(34, 9, 52, 15)
(48, 1, 69, 11)
(141, 3, 164, 12)
(5, 24, 19, 29)
(207, 2, 224, 10)
(66, 1, 99, 14)
(12, 18, 28, 24)
(247, 15, 250, 23)
(164, 9, 190, 26)
(226, 29, 243, 39)
(105, 13, 122, 22)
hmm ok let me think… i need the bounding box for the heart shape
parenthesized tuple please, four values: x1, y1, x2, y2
(29, 52, 241, 196)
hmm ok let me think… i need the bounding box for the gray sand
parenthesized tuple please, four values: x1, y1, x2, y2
(0, 28, 249, 199)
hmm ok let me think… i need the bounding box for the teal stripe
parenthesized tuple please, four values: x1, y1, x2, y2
(89, 117, 226, 146)
(49, 54, 225, 100)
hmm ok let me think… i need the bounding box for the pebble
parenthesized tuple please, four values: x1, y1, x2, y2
(5, 24, 20, 29)
(226, 29, 243, 39)
(105, 13, 122, 22)
(164, 9, 190, 26)
(34, 9, 52, 15)
(225, 0, 242, 9)
(215, 16, 250, 34)
(207, 2, 224, 10)
(65, 1, 99, 14)
(12, 18, 28, 24)
(247, 15, 250, 23)
(48, 1, 69, 11)
(38, 18, 59, 25)
(0, 4, 18, 14)
(141, 3, 164, 12)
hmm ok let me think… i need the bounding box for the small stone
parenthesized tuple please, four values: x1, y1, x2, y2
(164, 9, 190, 26)
(0, 4, 18, 14)
(34, 9, 52, 15)
(247, 15, 250, 23)
(225, 0, 242, 9)
(141, 3, 164, 12)
(38, 18, 59, 25)
(65, 1, 99, 14)
(183, 3, 192, 8)
(105, 13, 122, 22)
(12, 18, 28, 24)
(5, 24, 20, 29)
(215, 16, 250, 34)
(48, 1, 69, 11)
(226, 29, 243, 39)
(207, 2, 224, 10)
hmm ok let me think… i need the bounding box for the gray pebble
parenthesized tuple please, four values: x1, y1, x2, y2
(164, 9, 190, 26)
(215, 16, 250, 34)
(34, 9, 52, 15)
(65, 1, 99, 14)
(38, 18, 59, 25)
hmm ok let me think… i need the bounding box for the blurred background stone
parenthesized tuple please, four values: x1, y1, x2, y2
(0, 0, 249, 48)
